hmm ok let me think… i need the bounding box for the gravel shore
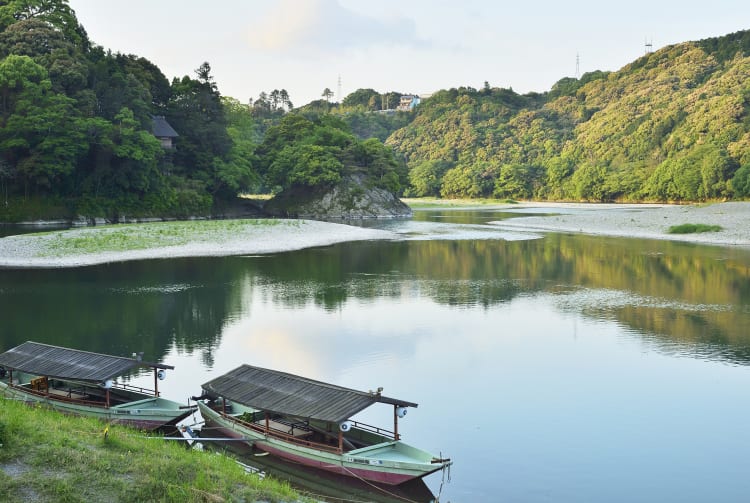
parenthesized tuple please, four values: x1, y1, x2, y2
(0, 219, 396, 268)
(492, 201, 750, 247)
(1, 202, 748, 268)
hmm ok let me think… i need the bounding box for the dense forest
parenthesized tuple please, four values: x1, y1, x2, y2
(1, 0, 749, 223)
(389, 32, 750, 202)
(0, 0, 405, 222)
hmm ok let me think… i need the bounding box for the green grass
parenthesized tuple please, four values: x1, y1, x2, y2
(35, 219, 296, 258)
(0, 398, 301, 503)
(667, 223, 723, 234)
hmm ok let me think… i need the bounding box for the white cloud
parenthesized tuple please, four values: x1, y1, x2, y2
(247, 0, 427, 54)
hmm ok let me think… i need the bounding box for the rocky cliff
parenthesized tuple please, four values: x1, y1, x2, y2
(263, 174, 412, 219)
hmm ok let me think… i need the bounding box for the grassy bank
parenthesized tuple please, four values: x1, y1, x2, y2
(0, 398, 300, 503)
(36, 219, 293, 258)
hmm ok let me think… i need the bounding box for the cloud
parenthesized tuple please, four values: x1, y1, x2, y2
(247, 0, 427, 53)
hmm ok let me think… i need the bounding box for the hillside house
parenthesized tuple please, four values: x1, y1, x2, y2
(397, 95, 420, 111)
(151, 116, 179, 149)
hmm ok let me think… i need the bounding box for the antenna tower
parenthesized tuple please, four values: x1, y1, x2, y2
(575, 52, 580, 79)
(645, 38, 653, 54)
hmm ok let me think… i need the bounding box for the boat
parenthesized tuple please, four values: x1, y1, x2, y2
(0, 341, 195, 430)
(192, 364, 452, 486)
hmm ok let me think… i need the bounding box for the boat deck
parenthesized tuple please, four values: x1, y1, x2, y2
(364, 448, 418, 462)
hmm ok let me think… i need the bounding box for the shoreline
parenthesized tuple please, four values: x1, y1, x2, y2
(0, 219, 396, 269)
(1, 202, 749, 268)
(490, 201, 750, 247)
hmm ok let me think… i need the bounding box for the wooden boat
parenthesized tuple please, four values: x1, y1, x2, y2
(192, 364, 452, 486)
(0, 341, 194, 430)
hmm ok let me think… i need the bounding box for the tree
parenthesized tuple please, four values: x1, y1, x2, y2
(408, 159, 452, 197)
(219, 97, 260, 195)
(268, 144, 342, 189)
(167, 62, 232, 198)
(0, 55, 86, 193)
(279, 89, 292, 111)
(0, 0, 88, 49)
(270, 89, 280, 110)
(87, 51, 153, 126)
(342, 88, 379, 110)
(322, 88, 333, 102)
(0, 17, 88, 95)
(731, 163, 750, 197)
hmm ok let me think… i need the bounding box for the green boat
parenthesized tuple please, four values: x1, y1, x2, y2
(0, 341, 194, 430)
(193, 364, 452, 486)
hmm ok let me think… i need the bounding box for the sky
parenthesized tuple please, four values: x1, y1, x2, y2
(68, 0, 749, 106)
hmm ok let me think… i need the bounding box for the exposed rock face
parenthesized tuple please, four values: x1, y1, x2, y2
(264, 175, 412, 219)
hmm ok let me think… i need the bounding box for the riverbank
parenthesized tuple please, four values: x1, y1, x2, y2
(490, 201, 750, 247)
(1, 202, 748, 269)
(0, 219, 396, 268)
(0, 398, 301, 503)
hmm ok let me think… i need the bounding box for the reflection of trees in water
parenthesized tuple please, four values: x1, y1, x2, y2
(0, 259, 242, 367)
(247, 236, 750, 362)
(1, 233, 749, 366)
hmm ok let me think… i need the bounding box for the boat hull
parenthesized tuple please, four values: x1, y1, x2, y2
(1, 381, 193, 431)
(197, 401, 447, 485)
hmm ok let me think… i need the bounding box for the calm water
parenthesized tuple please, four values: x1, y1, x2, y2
(2, 207, 750, 502)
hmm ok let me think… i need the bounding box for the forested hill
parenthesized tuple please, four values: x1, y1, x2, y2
(387, 30, 750, 202)
(0, 0, 405, 222)
(2, 1, 749, 223)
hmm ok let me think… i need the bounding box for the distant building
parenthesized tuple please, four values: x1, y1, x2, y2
(151, 116, 179, 149)
(397, 95, 420, 112)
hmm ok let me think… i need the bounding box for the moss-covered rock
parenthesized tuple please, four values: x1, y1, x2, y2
(264, 174, 412, 219)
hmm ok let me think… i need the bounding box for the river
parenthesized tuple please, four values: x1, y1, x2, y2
(2, 207, 750, 502)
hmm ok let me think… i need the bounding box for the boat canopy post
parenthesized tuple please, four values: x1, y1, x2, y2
(393, 405, 400, 440)
(153, 368, 159, 397)
(338, 429, 344, 452)
(106, 388, 110, 408)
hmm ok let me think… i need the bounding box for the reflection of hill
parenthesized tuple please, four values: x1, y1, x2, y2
(246, 235, 750, 361)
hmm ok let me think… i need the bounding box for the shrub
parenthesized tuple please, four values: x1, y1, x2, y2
(667, 223, 723, 234)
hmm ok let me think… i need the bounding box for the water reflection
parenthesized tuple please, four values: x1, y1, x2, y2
(2, 233, 750, 366)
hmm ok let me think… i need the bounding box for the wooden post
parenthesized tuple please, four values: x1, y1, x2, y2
(265, 412, 270, 433)
(153, 368, 159, 397)
(338, 430, 344, 452)
(394, 405, 399, 440)
(106, 389, 110, 408)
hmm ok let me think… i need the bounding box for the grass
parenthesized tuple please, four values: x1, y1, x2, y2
(667, 223, 723, 234)
(0, 398, 302, 503)
(35, 219, 296, 258)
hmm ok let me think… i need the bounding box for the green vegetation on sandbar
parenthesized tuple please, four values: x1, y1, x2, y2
(667, 223, 723, 234)
(37, 219, 295, 257)
(0, 398, 300, 503)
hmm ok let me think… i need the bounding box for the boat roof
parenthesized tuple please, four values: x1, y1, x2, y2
(201, 364, 418, 424)
(0, 341, 173, 383)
